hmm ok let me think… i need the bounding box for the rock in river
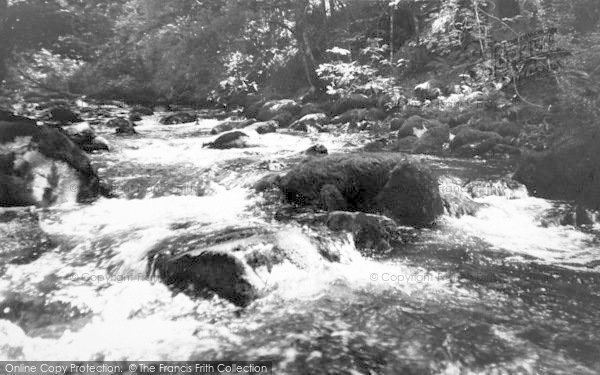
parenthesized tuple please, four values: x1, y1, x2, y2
(514, 134, 600, 210)
(0, 121, 106, 207)
(149, 225, 353, 306)
(204, 131, 250, 149)
(279, 154, 444, 227)
(48, 107, 82, 124)
(159, 112, 197, 125)
(61, 122, 110, 152)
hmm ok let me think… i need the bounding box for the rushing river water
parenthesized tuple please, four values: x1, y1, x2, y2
(1, 113, 599, 374)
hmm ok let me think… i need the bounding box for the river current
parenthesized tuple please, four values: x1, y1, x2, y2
(1, 113, 599, 374)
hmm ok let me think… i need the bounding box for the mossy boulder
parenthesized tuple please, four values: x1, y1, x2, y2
(279, 154, 444, 227)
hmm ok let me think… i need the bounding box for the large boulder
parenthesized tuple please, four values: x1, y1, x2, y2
(257, 100, 301, 121)
(60, 123, 110, 152)
(159, 112, 197, 125)
(149, 226, 352, 306)
(153, 249, 259, 307)
(450, 128, 503, 157)
(204, 131, 250, 149)
(0, 122, 106, 207)
(374, 161, 445, 227)
(514, 135, 600, 209)
(279, 154, 444, 227)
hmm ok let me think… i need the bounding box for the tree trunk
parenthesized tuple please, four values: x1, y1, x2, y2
(298, 28, 326, 95)
(294, 4, 327, 96)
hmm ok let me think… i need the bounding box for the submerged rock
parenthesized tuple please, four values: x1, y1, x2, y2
(279, 154, 444, 227)
(0, 121, 106, 207)
(204, 131, 250, 149)
(160, 112, 197, 125)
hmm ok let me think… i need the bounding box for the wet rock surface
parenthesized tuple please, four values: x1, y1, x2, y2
(204, 131, 250, 149)
(160, 112, 197, 125)
(279, 154, 444, 227)
(0, 121, 106, 207)
(515, 134, 600, 210)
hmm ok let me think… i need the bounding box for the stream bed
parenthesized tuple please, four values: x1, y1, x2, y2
(1, 115, 599, 374)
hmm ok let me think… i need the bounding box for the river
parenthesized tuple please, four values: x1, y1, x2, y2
(1, 113, 599, 374)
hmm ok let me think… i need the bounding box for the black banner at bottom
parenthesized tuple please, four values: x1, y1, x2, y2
(0, 362, 273, 375)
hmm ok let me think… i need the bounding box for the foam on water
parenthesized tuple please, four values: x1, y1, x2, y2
(448, 195, 599, 268)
